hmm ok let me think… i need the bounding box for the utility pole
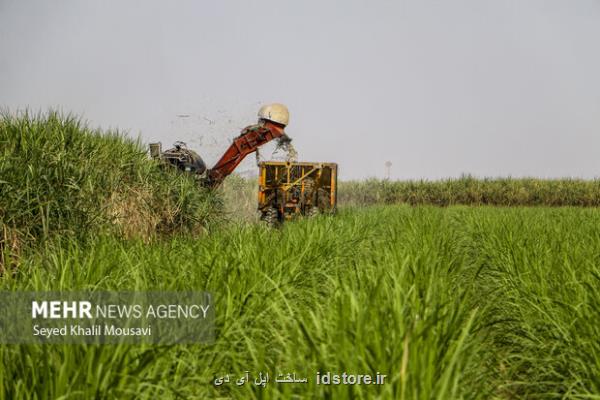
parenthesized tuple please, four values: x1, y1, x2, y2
(385, 161, 392, 180)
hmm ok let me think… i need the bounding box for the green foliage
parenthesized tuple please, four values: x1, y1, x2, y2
(339, 176, 600, 207)
(2, 110, 599, 398)
(218, 173, 259, 222)
(1, 207, 598, 399)
(0, 110, 222, 249)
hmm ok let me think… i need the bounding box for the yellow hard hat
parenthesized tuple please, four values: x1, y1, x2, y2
(258, 103, 289, 126)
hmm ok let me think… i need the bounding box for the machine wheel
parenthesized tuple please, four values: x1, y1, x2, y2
(261, 207, 280, 227)
(306, 206, 320, 218)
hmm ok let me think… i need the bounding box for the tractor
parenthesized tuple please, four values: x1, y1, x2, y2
(149, 103, 337, 225)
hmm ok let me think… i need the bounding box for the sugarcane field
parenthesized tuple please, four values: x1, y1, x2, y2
(1, 1, 600, 399)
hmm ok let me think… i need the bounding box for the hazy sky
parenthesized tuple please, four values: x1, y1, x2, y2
(1, 0, 599, 179)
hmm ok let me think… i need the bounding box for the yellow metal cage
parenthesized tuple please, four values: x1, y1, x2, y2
(257, 161, 337, 223)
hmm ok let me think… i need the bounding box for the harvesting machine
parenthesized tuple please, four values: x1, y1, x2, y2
(149, 103, 337, 224)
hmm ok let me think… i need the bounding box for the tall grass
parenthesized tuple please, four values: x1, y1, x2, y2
(339, 176, 600, 207)
(209, 175, 600, 215)
(0, 110, 222, 257)
(1, 206, 598, 399)
(459, 207, 600, 397)
(219, 173, 258, 222)
(2, 111, 599, 398)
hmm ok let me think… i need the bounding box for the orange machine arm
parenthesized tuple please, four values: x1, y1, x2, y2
(206, 120, 287, 187)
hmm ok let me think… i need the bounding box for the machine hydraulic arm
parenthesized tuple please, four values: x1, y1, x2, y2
(150, 103, 290, 189)
(205, 120, 288, 187)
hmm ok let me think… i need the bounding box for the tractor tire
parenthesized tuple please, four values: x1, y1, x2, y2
(261, 207, 280, 227)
